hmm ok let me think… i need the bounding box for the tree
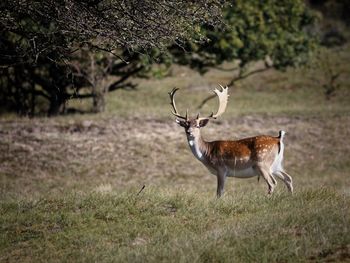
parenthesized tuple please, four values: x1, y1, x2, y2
(0, 0, 224, 67)
(160, 0, 318, 107)
(69, 49, 145, 113)
(0, 0, 224, 115)
(0, 1, 318, 115)
(168, 0, 316, 78)
(306, 47, 347, 100)
(0, 47, 149, 115)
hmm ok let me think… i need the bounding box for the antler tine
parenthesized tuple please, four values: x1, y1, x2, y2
(168, 88, 188, 120)
(211, 85, 229, 119)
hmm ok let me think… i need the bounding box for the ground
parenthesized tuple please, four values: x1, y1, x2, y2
(0, 46, 350, 262)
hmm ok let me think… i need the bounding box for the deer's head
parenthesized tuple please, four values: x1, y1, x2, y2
(169, 85, 229, 139)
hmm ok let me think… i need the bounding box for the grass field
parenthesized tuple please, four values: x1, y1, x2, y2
(1, 46, 350, 262)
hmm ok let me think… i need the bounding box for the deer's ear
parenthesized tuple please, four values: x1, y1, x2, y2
(199, 119, 209, 127)
(175, 119, 187, 127)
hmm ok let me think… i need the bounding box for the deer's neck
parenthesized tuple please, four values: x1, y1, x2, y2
(187, 132, 210, 161)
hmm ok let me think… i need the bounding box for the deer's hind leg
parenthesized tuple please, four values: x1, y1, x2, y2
(273, 170, 293, 193)
(254, 165, 276, 194)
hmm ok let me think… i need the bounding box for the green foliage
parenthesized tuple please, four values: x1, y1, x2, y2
(168, 0, 318, 72)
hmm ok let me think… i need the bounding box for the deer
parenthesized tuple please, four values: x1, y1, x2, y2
(169, 85, 293, 198)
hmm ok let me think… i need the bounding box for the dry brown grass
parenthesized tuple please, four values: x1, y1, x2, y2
(1, 113, 349, 199)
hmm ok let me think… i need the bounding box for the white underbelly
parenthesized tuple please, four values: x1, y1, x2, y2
(226, 167, 257, 178)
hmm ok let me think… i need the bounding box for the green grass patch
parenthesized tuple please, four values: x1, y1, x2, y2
(1, 188, 349, 262)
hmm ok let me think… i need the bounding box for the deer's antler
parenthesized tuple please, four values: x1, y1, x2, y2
(197, 85, 229, 121)
(168, 88, 188, 120)
(210, 85, 229, 119)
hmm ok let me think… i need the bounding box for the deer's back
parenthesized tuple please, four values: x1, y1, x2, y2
(208, 135, 280, 164)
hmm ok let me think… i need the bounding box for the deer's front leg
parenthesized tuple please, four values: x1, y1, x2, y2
(216, 170, 227, 198)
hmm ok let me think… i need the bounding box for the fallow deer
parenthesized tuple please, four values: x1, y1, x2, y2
(169, 85, 293, 197)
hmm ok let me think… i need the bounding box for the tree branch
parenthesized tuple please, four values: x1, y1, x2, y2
(227, 66, 272, 87)
(88, 44, 130, 64)
(108, 66, 143, 92)
(197, 66, 272, 110)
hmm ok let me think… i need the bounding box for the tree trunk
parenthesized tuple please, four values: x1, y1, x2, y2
(92, 90, 105, 113)
(30, 82, 36, 116)
(91, 77, 107, 113)
(48, 96, 65, 116)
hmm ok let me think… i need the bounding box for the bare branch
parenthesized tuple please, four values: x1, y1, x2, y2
(108, 66, 143, 92)
(197, 66, 272, 110)
(227, 66, 272, 87)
